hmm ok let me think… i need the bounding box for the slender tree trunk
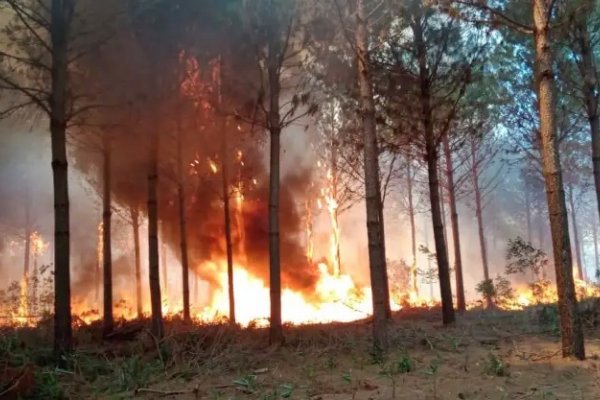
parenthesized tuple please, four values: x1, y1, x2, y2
(438, 163, 449, 251)
(443, 135, 465, 311)
(567, 186, 584, 281)
(177, 126, 191, 323)
(525, 188, 533, 243)
(267, 36, 283, 346)
(575, 13, 600, 226)
(356, 0, 389, 347)
(131, 206, 142, 318)
(102, 140, 114, 336)
(217, 57, 236, 325)
(221, 122, 236, 325)
(532, 0, 584, 359)
(51, 0, 73, 357)
(96, 222, 101, 303)
(414, 15, 455, 325)
(471, 141, 491, 282)
(471, 141, 492, 308)
(148, 133, 164, 339)
(407, 158, 418, 296)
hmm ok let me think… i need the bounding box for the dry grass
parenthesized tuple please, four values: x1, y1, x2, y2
(1, 305, 600, 399)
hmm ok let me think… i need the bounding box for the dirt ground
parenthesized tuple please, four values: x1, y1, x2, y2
(99, 307, 600, 400)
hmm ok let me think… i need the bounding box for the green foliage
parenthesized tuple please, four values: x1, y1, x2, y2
(30, 370, 67, 399)
(476, 275, 514, 306)
(380, 354, 414, 377)
(115, 356, 162, 392)
(538, 305, 560, 334)
(484, 354, 509, 377)
(505, 237, 548, 278)
(233, 374, 258, 393)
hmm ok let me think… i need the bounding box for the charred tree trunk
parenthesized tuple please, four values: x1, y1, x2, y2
(102, 139, 114, 337)
(355, 0, 389, 348)
(267, 35, 283, 346)
(533, 0, 584, 359)
(414, 15, 455, 325)
(131, 206, 142, 318)
(221, 122, 236, 325)
(177, 127, 191, 323)
(443, 135, 465, 311)
(217, 57, 236, 326)
(148, 133, 164, 339)
(407, 158, 418, 296)
(51, 0, 73, 357)
(567, 185, 584, 281)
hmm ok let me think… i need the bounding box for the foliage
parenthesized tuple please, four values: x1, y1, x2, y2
(484, 354, 509, 377)
(475, 275, 514, 306)
(505, 237, 549, 279)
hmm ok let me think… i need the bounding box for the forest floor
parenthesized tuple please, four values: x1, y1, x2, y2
(2, 303, 600, 399)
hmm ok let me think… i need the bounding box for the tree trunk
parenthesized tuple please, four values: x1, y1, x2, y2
(148, 134, 164, 339)
(221, 122, 236, 325)
(567, 185, 584, 281)
(471, 140, 491, 284)
(23, 207, 31, 279)
(443, 135, 465, 311)
(267, 35, 283, 346)
(355, 0, 389, 348)
(131, 206, 142, 318)
(532, 0, 585, 359)
(51, 0, 73, 358)
(177, 126, 191, 323)
(96, 222, 101, 302)
(407, 158, 418, 296)
(102, 140, 114, 337)
(217, 56, 236, 325)
(413, 15, 455, 325)
(525, 187, 533, 244)
(575, 12, 600, 227)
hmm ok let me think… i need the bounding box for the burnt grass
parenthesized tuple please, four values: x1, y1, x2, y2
(1, 301, 600, 399)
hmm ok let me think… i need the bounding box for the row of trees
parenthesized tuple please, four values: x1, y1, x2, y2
(0, 0, 597, 362)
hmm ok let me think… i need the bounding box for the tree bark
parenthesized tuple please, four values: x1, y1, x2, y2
(267, 34, 283, 346)
(407, 158, 418, 296)
(356, 0, 389, 348)
(413, 14, 455, 325)
(51, 0, 73, 358)
(131, 206, 142, 319)
(221, 122, 236, 325)
(177, 126, 191, 323)
(567, 185, 584, 281)
(217, 57, 236, 325)
(102, 139, 114, 337)
(471, 140, 492, 308)
(443, 135, 465, 311)
(148, 133, 164, 339)
(532, 0, 584, 359)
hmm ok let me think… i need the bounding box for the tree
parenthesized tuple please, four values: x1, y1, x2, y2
(353, 0, 390, 347)
(455, 0, 586, 361)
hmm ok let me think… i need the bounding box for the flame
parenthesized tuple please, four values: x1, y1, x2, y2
(195, 260, 380, 326)
(208, 158, 219, 174)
